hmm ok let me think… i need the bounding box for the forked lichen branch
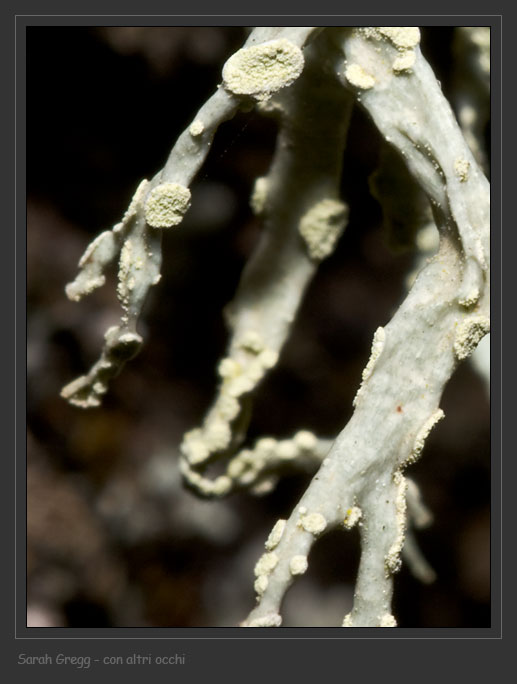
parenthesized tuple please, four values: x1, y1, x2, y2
(61, 26, 490, 627)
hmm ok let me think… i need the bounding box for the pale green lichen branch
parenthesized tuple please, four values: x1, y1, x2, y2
(242, 474, 352, 626)
(246, 209, 488, 626)
(342, 471, 407, 627)
(179, 431, 332, 499)
(452, 27, 490, 171)
(180, 32, 354, 496)
(61, 27, 319, 408)
(245, 27, 489, 627)
(61, 179, 161, 407)
(452, 27, 490, 390)
(334, 26, 489, 310)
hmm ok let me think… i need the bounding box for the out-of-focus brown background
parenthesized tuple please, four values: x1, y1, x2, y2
(26, 26, 490, 628)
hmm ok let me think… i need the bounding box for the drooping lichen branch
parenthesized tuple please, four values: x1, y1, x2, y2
(61, 27, 490, 628)
(61, 27, 321, 408)
(180, 32, 354, 497)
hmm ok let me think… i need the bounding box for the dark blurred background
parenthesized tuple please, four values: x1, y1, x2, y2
(26, 26, 490, 628)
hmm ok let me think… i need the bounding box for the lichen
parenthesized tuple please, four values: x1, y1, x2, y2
(60, 327, 143, 408)
(343, 506, 362, 529)
(255, 437, 277, 454)
(181, 429, 210, 465)
(254, 552, 279, 577)
(458, 288, 480, 308)
(205, 421, 232, 451)
(65, 230, 116, 302)
(189, 120, 204, 137)
(218, 357, 241, 379)
(144, 182, 191, 228)
(458, 257, 485, 308)
(222, 39, 304, 100)
(299, 198, 348, 261)
(239, 330, 265, 354)
(258, 349, 279, 369)
(244, 613, 282, 627)
(378, 27, 421, 50)
(117, 239, 134, 307)
(60, 374, 104, 408)
(363, 327, 386, 382)
(254, 575, 269, 596)
(353, 327, 386, 406)
(406, 409, 445, 466)
(353, 27, 419, 78)
(289, 555, 308, 576)
(384, 472, 408, 575)
(179, 462, 232, 498)
(122, 178, 149, 224)
(454, 157, 471, 182)
(182, 339, 281, 470)
(342, 613, 353, 627)
(276, 441, 298, 459)
(344, 63, 375, 90)
(250, 176, 269, 215)
(293, 430, 317, 451)
(265, 519, 287, 551)
(379, 613, 397, 627)
(298, 512, 327, 536)
(454, 315, 490, 360)
(393, 51, 416, 73)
